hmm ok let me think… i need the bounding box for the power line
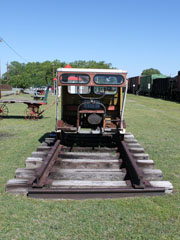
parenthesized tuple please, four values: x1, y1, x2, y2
(0, 36, 28, 63)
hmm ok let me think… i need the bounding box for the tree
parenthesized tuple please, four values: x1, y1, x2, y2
(2, 60, 115, 88)
(141, 68, 161, 76)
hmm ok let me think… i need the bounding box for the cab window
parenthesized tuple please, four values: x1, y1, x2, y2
(94, 74, 124, 85)
(60, 74, 90, 84)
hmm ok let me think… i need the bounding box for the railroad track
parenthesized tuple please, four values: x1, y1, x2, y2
(6, 132, 173, 199)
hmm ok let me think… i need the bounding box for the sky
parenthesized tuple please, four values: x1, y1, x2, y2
(0, 0, 180, 77)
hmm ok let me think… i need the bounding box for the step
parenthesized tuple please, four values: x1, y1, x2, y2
(142, 169, 163, 180)
(31, 151, 47, 158)
(124, 138, 138, 143)
(59, 152, 118, 160)
(6, 179, 29, 194)
(55, 159, 120, 169)
(136, 160, 154, 169)
(129, 147, 145, 153)
(127, 143, 142, 148)
(124, 134, 135, 139)
(49, 169, 126, 181)
(15, 168, 36, 179)
(26, 157, 43, 169)
(133, 153, 149, 160)
(51, 180, 128, 188)
(36, 146, 52, 152)
(125, 132, 132, 135)
(149, 181, 173, 194)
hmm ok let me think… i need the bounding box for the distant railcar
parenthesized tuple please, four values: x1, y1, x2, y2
(172, 71, 180, 101)
(152, 77, 177, 99)
(139, 74, 168, 96)
(128, 76, 141, 94)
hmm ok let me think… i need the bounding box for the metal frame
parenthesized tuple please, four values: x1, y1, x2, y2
(56, 68, 128, 134)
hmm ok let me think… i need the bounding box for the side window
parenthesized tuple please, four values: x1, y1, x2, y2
(60, 74, 90, 84)
(94, 74, 124, 85)
(68, 86, 91, 94)
(94, 86, 117, 95)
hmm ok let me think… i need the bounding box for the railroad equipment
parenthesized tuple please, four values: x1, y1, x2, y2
(128, 71, 180, 102)
(152, 77, 177, 99)
(172, 71, 180, 101)
(128, 76, 141, 94)
(5, 68, 173, 198)
(139, 74, 168, 96)
(56, 68, 127, 140)
(0, 84, 50, 119)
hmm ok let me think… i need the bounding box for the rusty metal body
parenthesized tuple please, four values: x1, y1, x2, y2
(56, 68, 128, 135)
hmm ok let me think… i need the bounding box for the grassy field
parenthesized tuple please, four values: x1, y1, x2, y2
(0, 93, 180, 240)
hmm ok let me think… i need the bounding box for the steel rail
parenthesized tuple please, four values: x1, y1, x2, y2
(116, 137, 146, 188)
(28, 187, 165, 199)
(29, 140, 62, 187)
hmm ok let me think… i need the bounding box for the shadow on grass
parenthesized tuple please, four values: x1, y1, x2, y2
(1, 116, 51, 120)
(1, 116, 26, 120)
(38, 132, 52, 143)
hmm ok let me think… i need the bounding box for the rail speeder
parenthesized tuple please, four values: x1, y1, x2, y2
(55, 68, 128, 142)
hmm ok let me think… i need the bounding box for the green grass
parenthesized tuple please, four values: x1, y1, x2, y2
(0, 93, 180, 240)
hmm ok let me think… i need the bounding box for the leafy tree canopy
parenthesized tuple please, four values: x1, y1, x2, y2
(2, 60, 114, 88)
(141, 68, 161, 76)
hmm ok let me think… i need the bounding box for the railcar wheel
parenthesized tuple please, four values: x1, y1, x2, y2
(0, 104, 9, 119)
(24, 106, 39, 120)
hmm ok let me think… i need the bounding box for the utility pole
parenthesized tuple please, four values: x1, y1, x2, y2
(0, 60, 1, 99)
(0, 60, 1, 82)
(52, 63, 55, 79)
(6, 61, 8, 82)
(0, 39, 2, 98)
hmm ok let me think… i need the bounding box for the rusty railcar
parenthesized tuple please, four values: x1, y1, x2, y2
(128, 76, 141, 94)
(56, 68, 128, 144)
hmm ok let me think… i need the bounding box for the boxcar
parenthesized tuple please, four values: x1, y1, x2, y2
(152, 77, 177, 99)
(56, 68, 128, 141)
(172, 71, 180, 101)
(128, 76, 141, 94)
(140, 74, 168, 95)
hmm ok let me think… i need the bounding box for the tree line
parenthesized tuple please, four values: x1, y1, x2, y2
(1, 59, 161, 89)
(1, 60, 113, 88)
